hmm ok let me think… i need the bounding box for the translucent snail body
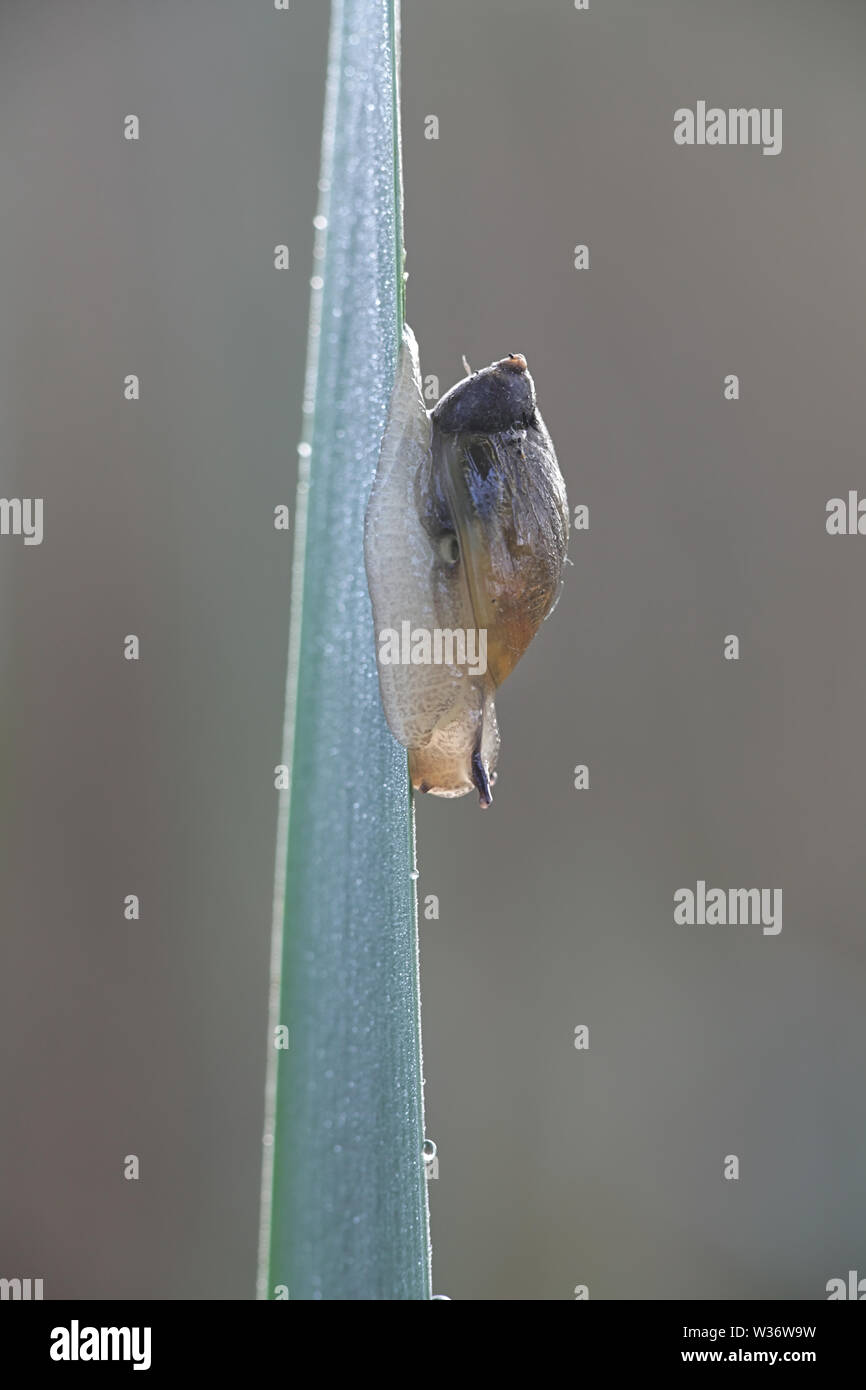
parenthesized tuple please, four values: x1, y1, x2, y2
(364, 324, 568, 806)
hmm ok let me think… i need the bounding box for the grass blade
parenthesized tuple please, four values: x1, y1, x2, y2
(258, 0, 431, 1302)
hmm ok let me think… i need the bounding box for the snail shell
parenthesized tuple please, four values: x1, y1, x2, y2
(364, 323, 568, 806)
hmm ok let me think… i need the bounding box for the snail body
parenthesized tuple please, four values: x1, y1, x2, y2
(364, 323, 568, 806)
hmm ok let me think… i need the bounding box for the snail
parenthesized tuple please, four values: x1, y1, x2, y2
(364, 323, 568, 807)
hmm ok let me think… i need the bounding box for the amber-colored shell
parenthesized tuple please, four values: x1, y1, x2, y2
(364, 324, 568, 806)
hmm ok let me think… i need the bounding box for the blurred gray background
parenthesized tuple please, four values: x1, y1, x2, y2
(1, 0, 865, 1299)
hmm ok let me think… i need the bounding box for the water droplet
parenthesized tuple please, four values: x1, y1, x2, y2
(297, 442, 312, 458)
(310, 275, 324, 290)
(432, 1294, 452, 1300)
(421, 1139, 437, 1159)
(410, 869, 419, 881)
(313, 214, 328, 231)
